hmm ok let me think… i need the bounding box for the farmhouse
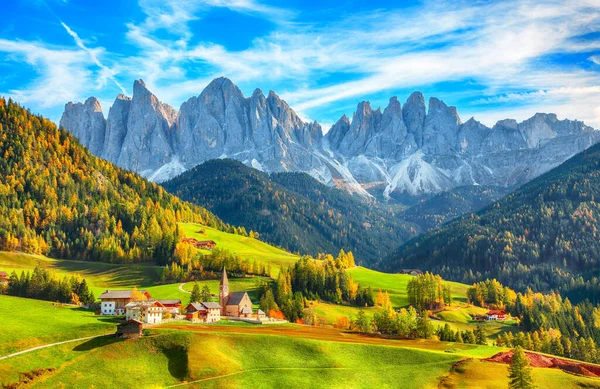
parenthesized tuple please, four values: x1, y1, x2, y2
(181, 238, 217, 250)
(157, 299, 182, 315)
(116, 319, 143, 339)
(185, 302, 221, 323)
(485, 309, 508, 321)
(400, 269, 423, 276)
(0, 271, 9, 283)
(98, 289, 152, 315)
(219, 267, 254, 317)
(196, 240, 217, 250)
(125, 300, 165, 324)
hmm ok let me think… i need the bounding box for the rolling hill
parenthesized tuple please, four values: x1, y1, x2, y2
(383, 141, 600, 296)
(162, 159, 418, 265)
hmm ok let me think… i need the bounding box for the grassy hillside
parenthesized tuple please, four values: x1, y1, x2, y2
(0, 295, 114, 355)
(0, 251, 194, 300)
(348, 267, 469, 307)
(179, 222, 299, 276)
(1, 330, 459, 389)
(3, 326, 598, 389)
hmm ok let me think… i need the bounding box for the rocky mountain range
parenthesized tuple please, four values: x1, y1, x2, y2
(60, 77, 600, 201)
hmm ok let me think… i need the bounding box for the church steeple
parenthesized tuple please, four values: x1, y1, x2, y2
(219, 266, 229, 315)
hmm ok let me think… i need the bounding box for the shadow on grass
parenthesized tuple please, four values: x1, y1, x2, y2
(72, 335, 121, 352)
(95, 317, 124, 324)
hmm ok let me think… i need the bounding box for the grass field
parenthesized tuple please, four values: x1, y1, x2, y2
(441, 358, 600, 388)
(179, 223, 299, 276)
(0, 295, 115, 356)
(3, 324, 597, 389)
(3, 330, 460, 389)
(347, 267, 469, 307)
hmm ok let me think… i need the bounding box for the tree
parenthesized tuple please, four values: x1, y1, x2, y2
(508, 346, 535, 389)
(474, 325, 486, 345)
(189, 282, 201, 304)
(260, 289, 277, 315)
(131, 287, 147, 301)
(200, 285, 212, 302)
(353, 309, 371, 332)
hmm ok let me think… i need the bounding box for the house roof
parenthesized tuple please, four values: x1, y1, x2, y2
(187, 302, 207, 312)
(226, 292, 248, 306)
(98, 290, 149, 300)
(486, 310, 507, 315)
(157, 299, 181, 306)
(0, 271, 8, 277)
(125, 300, 165, 309)
(197, 240, 216, 245)
(240, 307, 252, 314)
(257, 309, 265, 315)
(202, 302, 222, 309)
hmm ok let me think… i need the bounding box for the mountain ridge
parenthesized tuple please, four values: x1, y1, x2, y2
(382, 140, 600, 294)
(60, 77, 600, 201)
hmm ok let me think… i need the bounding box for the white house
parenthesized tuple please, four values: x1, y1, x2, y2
(98, 290, 152, 315)
(125, 300, 165, 324)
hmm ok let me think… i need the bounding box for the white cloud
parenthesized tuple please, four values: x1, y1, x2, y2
(60, 22, 126, 94)
(0, 39, 92, 107)
(2, 0, 600, 129)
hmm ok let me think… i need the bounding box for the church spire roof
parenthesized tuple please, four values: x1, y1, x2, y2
(220, 266, 228, 286)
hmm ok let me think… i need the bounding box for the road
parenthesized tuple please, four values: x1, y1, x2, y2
(179, 283, 190, 294)
(0, 333, 113, 361)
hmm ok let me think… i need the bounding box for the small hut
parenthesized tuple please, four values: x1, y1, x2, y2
(116, 319, 143, 339)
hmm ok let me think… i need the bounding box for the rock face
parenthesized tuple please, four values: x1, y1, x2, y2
(60, 97, 106, 156)
(60, 78, 600, 201)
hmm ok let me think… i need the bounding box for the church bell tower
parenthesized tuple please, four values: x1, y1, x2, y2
(219, 266, 229, 315)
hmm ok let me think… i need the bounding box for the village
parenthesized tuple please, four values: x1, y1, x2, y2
(108, 266, 277, 338)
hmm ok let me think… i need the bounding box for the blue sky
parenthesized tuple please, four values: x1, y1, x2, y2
(1, 0, 600, 130)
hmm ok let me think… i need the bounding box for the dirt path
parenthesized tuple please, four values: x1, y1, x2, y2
(0, 333, 113, 361)
(164, 367, 352, 387)
(159, 322, 477, 353)
(179, 283, 190, 294)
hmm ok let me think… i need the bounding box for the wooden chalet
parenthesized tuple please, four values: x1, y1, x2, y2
(116, 319, 143, 339)
(486, 309, 508, 321)
(185, 302, 221, 323)
(400, 269, 423, 276)
(181, 238, 217, 250)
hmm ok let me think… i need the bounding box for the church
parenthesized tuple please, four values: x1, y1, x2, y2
(219, 267, 254, 317)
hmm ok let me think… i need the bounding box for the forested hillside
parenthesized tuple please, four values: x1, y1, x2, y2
(0, 98, 225, 265)
(162, 159, 417, 264)
(384, 141, 600, 296)
(400, 185, 510, 230)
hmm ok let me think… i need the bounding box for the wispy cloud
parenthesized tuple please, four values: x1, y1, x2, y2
(60, 22, 126, 94)
(1, 0, 599, 129)
(0, 38, 91, 108)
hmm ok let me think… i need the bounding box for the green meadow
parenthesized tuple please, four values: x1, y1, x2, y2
(348, 266, 470, 307)
(179, 222, 300, 276)
(3, 328, 598, 389)
(2, 331, 460, 389)
(0, 295, 115, 355)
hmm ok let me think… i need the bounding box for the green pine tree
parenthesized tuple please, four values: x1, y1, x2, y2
(508, 346, 535, 389)
(189, 282, 201, 304)
(200, 285, 212, 302)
